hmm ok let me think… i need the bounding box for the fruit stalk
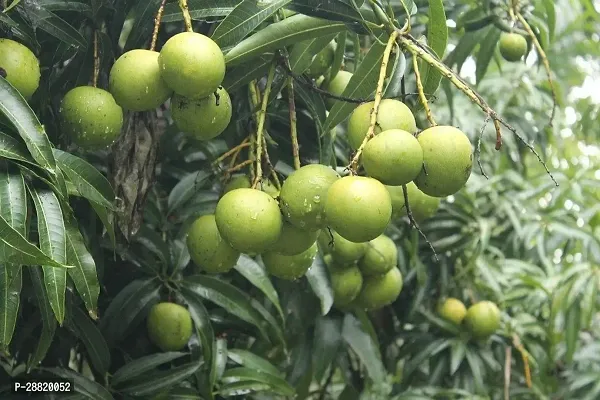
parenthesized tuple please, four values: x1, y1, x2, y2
(348, 30, 399, 173)
(214, 138, 250, 165)
(226, 159, 253, 174)
(178, 0, 193, 32)
(286, 75, 300, 170)
(397, 32, 557, 186)
(262, 134, 282, 189)
(92, 30, 99, 87)
(401, 184, 438, 261)
(252, 59, 277, 188)
(516, 12, 557, 127)
(150, 0, 168, 52)
(412, 54, 436, 126)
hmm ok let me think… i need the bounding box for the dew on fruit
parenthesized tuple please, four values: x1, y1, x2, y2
(313, 195, 321, 203)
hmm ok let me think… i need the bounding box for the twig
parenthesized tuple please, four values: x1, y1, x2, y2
(252, 60, 278, 188)
(317, 365, 336, 400)
(402, 184, 438, 261)
(516, 12, 557, 127)
(150, 0, 167, 52)
(476, 116, 491, 179)
(412, 53, 436, 126)
(397, 32, 558, 187)
(347, 30, 399, 173)
(92, 30, 99, 87)
(262, 135, 281, 189)
(226, 159, 253, 174)
(504, 346, 512, 400)
(178, 0, 193, 32)
(287, 76, 300, 170)
(213, 138, 250, 165)
(512, 334, 532, 389)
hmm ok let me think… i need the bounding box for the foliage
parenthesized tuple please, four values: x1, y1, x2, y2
(0, 0, 599, 399)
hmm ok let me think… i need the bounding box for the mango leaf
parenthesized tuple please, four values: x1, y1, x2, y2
(119, 362, 200, 396)
(287, 0, 377, 31)
(0, 169, 26, 349)
(288, 34, 338, 74)
(30, 188, 67, 324)
(225, 15, 346, 66)
(211, 337, 228, 388)
(305, 254, 333, 316)
(419, 0, 448, 98)
(65, 221, 100, 319)
(322, 33, 386, 132)
(45, 368, 114, 400)
(542, 0, 555, 42)
(218, 381, 271, 397)
(182, 275, 273, 341)
(221, 367, 295, 397)
(112, 352, 188, 386)
(167, 170, 211, 215)
(19, 3, 87, 48)
(341, 313, 386, 383)
(212, 0, 291, 49)
(41, 1, 92, 13)
(67, 305, 110, 375)
(124, 0, 163, 50)
(235, 255, 283, 321)
(90, 201, 116, 248)
(180, 288, 215, 369)
(99, 278, 161, 345)
(28, 266, 57, 369)
(0, 131, 35, 165)
(162, 0, 240, 23)
(327, 30, 347, 81)
(312, 316, 342, 382)
(0, 77, 57, 175)
(475, 27, 501, 84)
(222, 54, 273, 92)
(227, 349, 284, 378)
(53, 149, 116, 211)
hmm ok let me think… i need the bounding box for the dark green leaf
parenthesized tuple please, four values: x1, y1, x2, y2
(65, 222, 100, 319)
(20, 5, 87, 48)
(90, 201, 116, 249)
(68, 305, 110, 375)
(222, 54, 273, 92)
(112, 352, 188, 386)
(45, 368, 114, 400)
(225, 14, 346, 66)
(322, 33, 386, 132)
(182, 275, 272, 341)
(211, 337, 228, 387)
(162, 0, 240, 23)
(120, 362, 200, 396)
(221, 367, 295, 396)
(288, 34, 338, 74)
(327, 30, 347, 81)
(475, 28, 501, 84)
(30, 188, 67, 324)
(305, 254, 333, 316)
(0, 265, 21, 350)
(218, 381, 272, 397)
(28, 266, 57, 369)
(0, 77, 58, 175)
(419, 0, 448, 97)
(180, 288, 214, 369)
(341, 313, 385, 383)
(312, 316, 342, 382)
(54, 149, 116, 211)
(565, 302, 581, 363)
(227, 348, 283, 378)
(168, 170, 211, 215)
(235, 255, 283, 321)
(124, 0, 163, 51)
(212, 0, 291, 49)
(0, 131, 34, 165)
(40, 1, 92, 13)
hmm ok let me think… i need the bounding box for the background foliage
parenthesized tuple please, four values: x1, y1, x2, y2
(0, 0, 599, 399)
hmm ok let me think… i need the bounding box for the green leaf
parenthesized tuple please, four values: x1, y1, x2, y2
(327, 30, 347, 81)
(341, 313, 386, 383)
(30, 188, 67, 324)
(419, 0, 448, 97)
(41, 1, 92, 13)
(20, 6, 87, 48)
(565, 302, 581, 364)
(542, 0, 556, 41)
(227, 349, 284, 378)
(120, 362, 200, 396)
(90, 201, 116, 248)
(305, 254, 333, 316)
(112, 352, 188, 386)
(53, 149, 116, 211)
(0, 131, 35, 165)
(312, 316, 342, 382)
(221, 367, 295, 397)
(45, 368, 114, 400)
(449, 339, 467, 375)
(168, 170, 211, 215)
(211, 337, 228, 388)
(99, 278, 161, 346)
(182, 275, 272, 341)
(287, 0, 377, 31)
(288, 34, 338, 74)
(322, 33, 386, 132)
(65, 222, 100, 318)
(235, 255, 283, 321)
(68, 305, 110, 375)
(162, 0, 240, 23)
(124, 0, 163, 51)
(212, 0, 291, 49)
(222, 54, 273, 92)
(28, 266, 57, 369)
(4, 0, 22, 13)
(0, 77, 58, 175)
(225, 14, 346, 66)
(475, 28, 501, 84)
(0, 265, 21, 350)
(180, 288, 214, 369)
(218, 381, 272, 397)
